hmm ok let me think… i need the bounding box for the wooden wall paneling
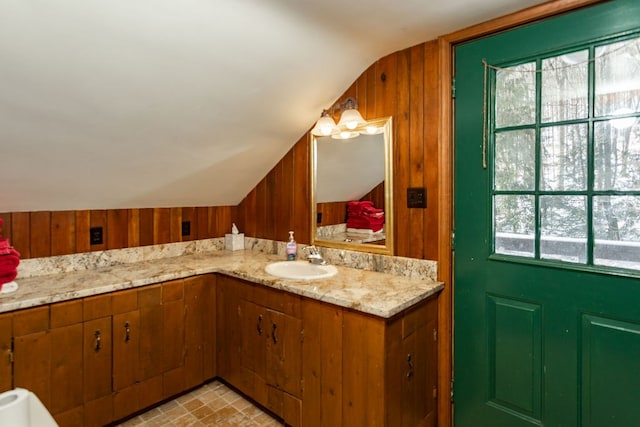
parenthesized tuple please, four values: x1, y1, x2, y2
(169, 207, 182, 243)
(395, 49, 412, 258)
(181, 207, 196, 241)
(256, 179, 268, 240)
(375, 54, 398, 119)
(280, 150, 295, 240)
(51, 210, 76, 256)
(266, 165, 278, 240)
(107, 209, 128, 250)
(11, 212, 30, 258)
(409, 44, 426, 260)
(75, 210, 91, 253)
(153, 208, 171, 245)
(89, 210, 107, 252)
(239, 189, 257, 237)
(210, 206, 220, 237)
(127, 208, 140, 248)
(292, 138, 310, 245)
(139, 208, 155, 247)
(217, 206, 234, 237)
(423, 40, 441, 261)
(195, 207, 210, 239)
(0, 212, 11, 241)
(356, 66, 371, 119)
(30, 211, 51, 258)
(364, 64, 377, 118)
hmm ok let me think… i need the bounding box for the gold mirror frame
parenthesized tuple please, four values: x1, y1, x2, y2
(310, 116, 394, 255)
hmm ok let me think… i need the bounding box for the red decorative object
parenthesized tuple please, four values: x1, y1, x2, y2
(0, 218, 20, 289)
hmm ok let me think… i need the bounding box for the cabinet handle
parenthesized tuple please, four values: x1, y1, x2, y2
(406, 354, 414, 379)
(94, 329, 102, 352)
(257, 314, 263, 335)
(124, 321, 131, 343)
(271, 322, 278, 344)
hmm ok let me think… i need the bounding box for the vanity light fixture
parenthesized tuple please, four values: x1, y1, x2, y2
(311, 96, 366, 139)
(336, 97, 366, 131)
(311, 110, 338, 136)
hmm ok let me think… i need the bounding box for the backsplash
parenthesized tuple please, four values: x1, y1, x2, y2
(18, 237, 437, 282)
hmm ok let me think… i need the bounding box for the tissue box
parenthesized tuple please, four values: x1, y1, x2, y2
(225, 233, 244, 251)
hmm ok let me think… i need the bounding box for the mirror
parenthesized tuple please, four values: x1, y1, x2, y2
(310, 116, 394, 255)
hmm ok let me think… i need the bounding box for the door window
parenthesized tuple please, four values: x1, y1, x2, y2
(491, 35, 640, 271)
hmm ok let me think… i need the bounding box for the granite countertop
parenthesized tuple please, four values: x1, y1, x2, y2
(0, 249, 443, 318)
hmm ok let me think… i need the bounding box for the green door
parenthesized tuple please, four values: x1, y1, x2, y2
(454, 1, 640, 426)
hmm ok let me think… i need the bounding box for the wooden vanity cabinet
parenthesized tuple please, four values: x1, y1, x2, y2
(82, 293, 114, 427)
(110, 274, 216, 423)
(11, 301, 85, 426)
(217, 275, 303, 425)
(0, 313, 11, 393)
(302, 295, 438, 427)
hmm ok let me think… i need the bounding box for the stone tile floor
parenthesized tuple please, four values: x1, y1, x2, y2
(116, 381, 283, 426)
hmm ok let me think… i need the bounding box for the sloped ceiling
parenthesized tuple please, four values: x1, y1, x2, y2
(0, 0, 545, 212)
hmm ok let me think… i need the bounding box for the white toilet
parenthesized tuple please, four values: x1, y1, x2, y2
(0, 388, 58, 427)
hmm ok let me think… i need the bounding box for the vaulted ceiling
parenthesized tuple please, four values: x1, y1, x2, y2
(1, 0, 546, 212)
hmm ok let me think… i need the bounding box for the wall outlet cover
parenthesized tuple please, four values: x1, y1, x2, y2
(407, 187, 427, 208)
(90, 226, 103, 245)
(182, 221, 191, 237)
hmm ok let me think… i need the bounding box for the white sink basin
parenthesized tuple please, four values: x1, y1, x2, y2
(265, 261, 338, 280)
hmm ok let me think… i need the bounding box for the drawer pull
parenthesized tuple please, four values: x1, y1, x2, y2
(257, 314, 263, 335)
(94, 329, 102, 352)
(272, 322, 278, 344)
(125, 321, 131, 343)
(407, 354, 414, 379)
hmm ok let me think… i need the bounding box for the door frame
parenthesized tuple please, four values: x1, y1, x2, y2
(435, 1, 604, 425)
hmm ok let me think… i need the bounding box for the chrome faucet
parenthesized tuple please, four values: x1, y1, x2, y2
(302, 245, 327, 265)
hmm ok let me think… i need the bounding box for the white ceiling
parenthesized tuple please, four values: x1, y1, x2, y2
(0, 0, 546, 212)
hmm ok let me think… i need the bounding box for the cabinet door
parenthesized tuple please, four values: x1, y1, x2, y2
(201, 274, 217, 380)
(301, 299, 344, 427)
(342, 310, 386, 427)
(162, 279, 186, 397)
(184, 277, 202, 390)
(266, 309, 302, 398)
(83, 316, 113, 427)
(0, 313, 11, 392)
(13, 306, 51, 408)
(112, 310, 140, 392)
(138, 285, 163, 381)
(216, 276, 243, 386)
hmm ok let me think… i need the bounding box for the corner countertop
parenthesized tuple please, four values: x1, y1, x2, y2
(0, 249, 443, 318)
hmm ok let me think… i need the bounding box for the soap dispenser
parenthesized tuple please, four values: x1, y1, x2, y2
(286, 231, 297, 261)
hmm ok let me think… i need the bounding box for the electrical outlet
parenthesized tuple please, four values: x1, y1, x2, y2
(407, 187, 427, 208)
(90, 227, 103, 245)
(182, 221, 191, 237)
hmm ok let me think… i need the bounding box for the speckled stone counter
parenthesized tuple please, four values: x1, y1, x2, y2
(0, 238, 443, 318)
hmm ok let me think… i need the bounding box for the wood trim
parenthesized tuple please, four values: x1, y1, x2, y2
(437, 1, 605, 426)
(437, 36, 454, 427)
(442, 0, 604, 44)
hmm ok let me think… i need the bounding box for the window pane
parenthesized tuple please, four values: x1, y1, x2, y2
(541, 124, 587, 190)
(594, 119, 640, 190)
(494, 195, 535, 257)
(541, 51, 588, 122)
(540, 196, 587, 263)
(496, 62, 536, 128)
(495, 130, 535, 190)
(594, 196, 640, 270)
(595, 37, 640, 116)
